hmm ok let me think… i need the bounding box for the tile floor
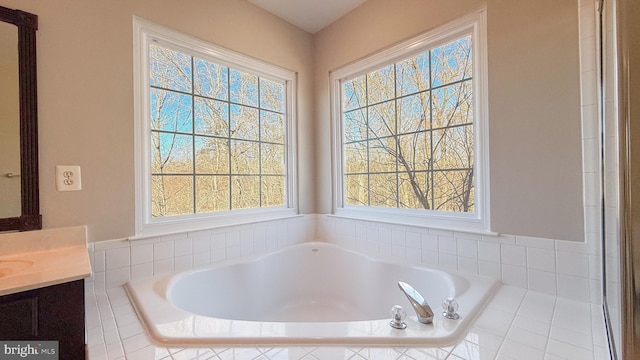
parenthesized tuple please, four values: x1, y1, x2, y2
(85, 282, 611, 360)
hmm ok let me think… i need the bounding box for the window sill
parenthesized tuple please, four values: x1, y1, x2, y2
(330, 208, 497, 237)
(131, 208, 300, 241)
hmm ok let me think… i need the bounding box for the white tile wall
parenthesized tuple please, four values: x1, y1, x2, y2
(319, 214, 601, 303)
(87, 215, 315, 293)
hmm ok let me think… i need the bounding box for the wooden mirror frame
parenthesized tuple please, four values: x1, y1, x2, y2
(0, 6, 40, 232)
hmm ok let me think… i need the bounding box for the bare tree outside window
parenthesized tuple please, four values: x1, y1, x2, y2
(343, 35, 474, 213)
(149, 44, 286, 217)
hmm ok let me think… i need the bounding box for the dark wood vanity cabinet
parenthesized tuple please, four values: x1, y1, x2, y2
(0, 280, 85, 360)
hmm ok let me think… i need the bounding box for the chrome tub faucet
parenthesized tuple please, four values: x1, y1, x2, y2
(398, 281, 434, 324)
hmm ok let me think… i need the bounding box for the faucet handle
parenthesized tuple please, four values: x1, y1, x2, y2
(389, 305, 407, 329)
(441, 297, 460, 320)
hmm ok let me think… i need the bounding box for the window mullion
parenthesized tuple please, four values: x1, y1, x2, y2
(258, 78, 262, 208)
(365, 76, 371, 207)
(393, 64, 399, 209)
(227, 68, 233, 211)
(191, 56, 197, 215)
(428, 50, 435, 210)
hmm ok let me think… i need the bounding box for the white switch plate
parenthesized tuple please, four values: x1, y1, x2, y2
(56, 165, 82, 191)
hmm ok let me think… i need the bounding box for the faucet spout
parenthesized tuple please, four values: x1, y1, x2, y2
(398, 281, 434, 324)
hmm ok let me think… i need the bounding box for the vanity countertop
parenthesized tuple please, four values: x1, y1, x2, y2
(0, 226, 91, 296)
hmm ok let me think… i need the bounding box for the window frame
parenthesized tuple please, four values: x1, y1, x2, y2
(330, 8, 490, 233)
(133, 16, 298, 238)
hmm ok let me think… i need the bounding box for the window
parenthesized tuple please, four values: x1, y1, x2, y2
(331, 10, 489, 232)
(134, 18, 297, 237)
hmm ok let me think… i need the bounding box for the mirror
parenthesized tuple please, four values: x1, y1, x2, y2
(0, 6, 40, 232)
(0, 21, 19, 218)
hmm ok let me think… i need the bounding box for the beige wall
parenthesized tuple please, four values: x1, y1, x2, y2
(313, 0, 585, 241)
(0, 0, 315, 242)
(487, 0, 584, 240)
(0, 0, 586, 242)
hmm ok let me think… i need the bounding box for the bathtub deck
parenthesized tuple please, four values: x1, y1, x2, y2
(85, 282, 610, 360)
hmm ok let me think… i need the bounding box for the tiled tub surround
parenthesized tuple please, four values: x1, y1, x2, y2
(125, 242, 498, 347)
(317, 215, 603, 304)
(89, 216, 316, 293)
(83, 215, 610, 359)
(87, 215, 601, 305)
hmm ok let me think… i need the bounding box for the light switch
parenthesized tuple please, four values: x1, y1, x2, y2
(56, 165, 82, 191)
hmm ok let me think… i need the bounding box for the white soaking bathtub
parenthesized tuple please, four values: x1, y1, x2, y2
(125, 241, 499, 347)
